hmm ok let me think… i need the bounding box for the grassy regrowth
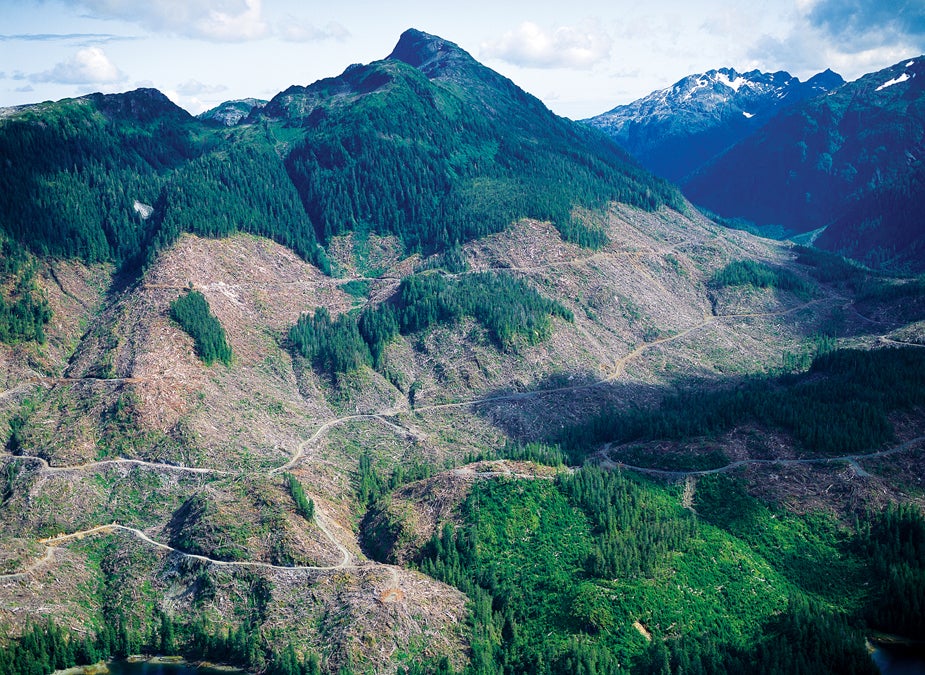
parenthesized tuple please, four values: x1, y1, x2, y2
(403, 465, 911, 673)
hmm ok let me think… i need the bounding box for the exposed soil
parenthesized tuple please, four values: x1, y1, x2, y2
(1, 201, 923, 672)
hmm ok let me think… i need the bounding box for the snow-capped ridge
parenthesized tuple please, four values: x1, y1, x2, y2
(584, 65, 845, 182)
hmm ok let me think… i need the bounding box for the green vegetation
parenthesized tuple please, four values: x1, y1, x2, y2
(406, 466, 884, 674)
(284, 472, 314, 521)
(560, 467, 696, 579)
(561, 347, 925, 461)
(169, 290, 232, 366)
(356, 449, 434, 509)
(96, 390, 185, 461)
(0, 235, 51, 344)
(0, 610, 322, 675)
(0, 45, 685, 280)
(862, 503, 925, 638)
(142, 144, 329, 272)
(283, 59, 683, 255)
(340, 280, 370, 299)
(289, 306, 371, 378)
(6, 396, 39, 456)
(395, 273, 574, 349)
(0, 94, 331, 275)
(711, 259, 815, 300)
(794, 245, 870, 288)
(166, 480, 309, 566)
(793, 246, 925, 320)
(292, 272, 573, 379)
(0, 94, 193, 264)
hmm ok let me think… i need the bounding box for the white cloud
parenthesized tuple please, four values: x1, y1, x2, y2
(31, 46, 127, 84)
(163, 88, 211, 115)
(176, 79, 228, 96)
(481, 20, 613, 69)
(278, 19, 350, 43)
(747, 1, 923, 82)
(67, 0, 269, 42)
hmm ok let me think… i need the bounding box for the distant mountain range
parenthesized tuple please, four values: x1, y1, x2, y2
(588, 57, 925, 272)
(685, 56, 925, 272)
(585, 67, 845, 183)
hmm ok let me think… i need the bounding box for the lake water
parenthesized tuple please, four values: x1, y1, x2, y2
(105, 661, 245, 675)
(872, 644, 925, 675)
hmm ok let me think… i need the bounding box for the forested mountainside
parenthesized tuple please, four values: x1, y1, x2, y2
(684, 56, 925, 272)
(0, 29, 681, 276)
(0, 28, 924, 675)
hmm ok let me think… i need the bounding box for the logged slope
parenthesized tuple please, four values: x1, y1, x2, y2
(685, 56, 925, 270)
(585, 67, 843, 182)
(2, 199, 923, 672)
(0, 196, 853, 672)
(1, 27, 924, 675)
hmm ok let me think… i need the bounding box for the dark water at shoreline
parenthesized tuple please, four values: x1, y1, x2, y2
(872, 643, 925, 675)
(105, 660, 245, 675)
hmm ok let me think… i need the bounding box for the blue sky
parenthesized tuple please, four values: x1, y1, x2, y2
(1, 0, 923, 119)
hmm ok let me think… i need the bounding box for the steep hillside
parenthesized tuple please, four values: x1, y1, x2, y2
(266, 29, 683, 252)
(0, 29, 682, 279)
(1, 28, 924, 675)
(0, 88, 328, 272)
(585, 67, 843, 182)
(2, 200, 908, 672)
(684, 56, 925, 270)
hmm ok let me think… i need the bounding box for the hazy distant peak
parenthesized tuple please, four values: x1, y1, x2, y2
(584, 65, 844, 182)
(198, 98, 267, 127)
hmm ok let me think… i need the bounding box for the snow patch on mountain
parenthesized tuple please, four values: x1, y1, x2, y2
(133, 200, 153, 220)
(716, 71, 747, 92)
(877, 72, 910, 91)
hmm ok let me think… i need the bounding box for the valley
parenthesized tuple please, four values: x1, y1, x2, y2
(0, 27, 923, 675)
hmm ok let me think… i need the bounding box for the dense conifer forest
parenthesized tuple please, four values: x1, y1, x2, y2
(290, 272, 573, 379)
(0, 235, 50, 345)
(169, 290, 232, 366)
(402, 460, 905, 674)
(560, 347, 925, 461)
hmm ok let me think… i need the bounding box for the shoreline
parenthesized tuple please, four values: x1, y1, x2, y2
(54, 657, 246, 675)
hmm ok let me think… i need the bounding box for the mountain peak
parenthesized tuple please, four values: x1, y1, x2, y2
(85, 87, 191, 124)
(585, 66, 844, 182)
(387, 29, 455, 67)
(386, 28, 477, 79)
(198, 98, 267, 127)
(806, 68, 846, 90)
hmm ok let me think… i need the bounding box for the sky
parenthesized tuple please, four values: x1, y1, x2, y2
(1, 0, 923, 120)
